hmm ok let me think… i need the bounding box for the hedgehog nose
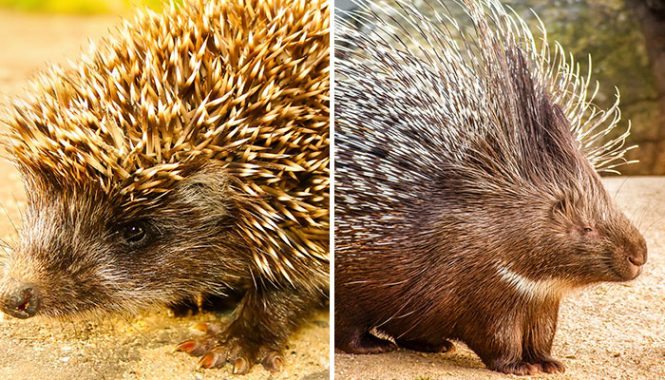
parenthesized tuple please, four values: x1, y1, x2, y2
(0, 282, 40, 319)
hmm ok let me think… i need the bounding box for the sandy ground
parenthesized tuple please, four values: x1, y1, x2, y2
(335, 177, 665, 379)
(0, 9, 329, 380)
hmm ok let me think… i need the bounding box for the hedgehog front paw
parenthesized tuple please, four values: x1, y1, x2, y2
(196, 336, 282, 374)
(176, 321, 283, 374)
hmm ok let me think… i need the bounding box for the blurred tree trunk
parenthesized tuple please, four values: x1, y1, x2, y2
(626, 0, 665, 107)
(626, 0, 665, 174)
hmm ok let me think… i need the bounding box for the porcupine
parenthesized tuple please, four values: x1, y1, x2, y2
(335, 0, 646, 375)
(0, 0, 329, 374)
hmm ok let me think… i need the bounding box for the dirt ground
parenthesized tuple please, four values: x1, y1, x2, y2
(335, 177, 665, 379)
(0, 9, 329, 380)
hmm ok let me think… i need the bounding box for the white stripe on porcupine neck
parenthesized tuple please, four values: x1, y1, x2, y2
(496, 264, 570, 300)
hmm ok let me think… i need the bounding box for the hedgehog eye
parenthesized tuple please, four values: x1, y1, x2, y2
(119, 222, 149, 246)
(583, 227, 594, 234)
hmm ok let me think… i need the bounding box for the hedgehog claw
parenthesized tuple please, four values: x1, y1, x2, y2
(261, 351, 284, 373)
(178, 328, 273, 374)
(199, 349, 226, 369)
(232, 357, 250, 374)
(175, 340, 196, 354)
(176, 336, 218, 356)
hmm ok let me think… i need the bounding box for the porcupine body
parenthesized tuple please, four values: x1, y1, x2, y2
(0, 0, 329, 374)
(335, 0, 646, 375)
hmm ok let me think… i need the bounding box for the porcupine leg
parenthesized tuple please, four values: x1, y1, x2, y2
(335, 313, 396, 354)
(395, 337, 455, 353)
(335, 328, 397, 354)
(466, 317, 541, 376)
(522, 301, 565, 374)
(177, 287, 320, 374)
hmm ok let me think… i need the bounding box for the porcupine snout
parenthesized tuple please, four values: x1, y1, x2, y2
(0, 279, 40, 318)
(601, 218, 649, 281)
(621, 234, 647, 280)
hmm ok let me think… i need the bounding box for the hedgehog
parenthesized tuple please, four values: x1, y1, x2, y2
(0, 0, 329, 374)
(335, 0, 646, 376)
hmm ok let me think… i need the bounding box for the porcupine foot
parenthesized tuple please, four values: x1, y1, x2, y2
(177, 287, 319, 374)
(487, 356, 564, 376)
(492, 361, 542, 376)
(396, 338, 455, 353)
(526, 356, 565, 374)
(336, 329, 397, 354)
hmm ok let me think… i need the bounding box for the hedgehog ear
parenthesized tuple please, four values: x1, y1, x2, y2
(172, 162, 232, 218)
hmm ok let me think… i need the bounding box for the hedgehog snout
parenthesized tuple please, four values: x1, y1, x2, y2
(0, 279, 40, 319)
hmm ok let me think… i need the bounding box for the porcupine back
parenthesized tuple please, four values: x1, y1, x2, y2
(1, 0, 329, 289)
(335, 0, 633, 250)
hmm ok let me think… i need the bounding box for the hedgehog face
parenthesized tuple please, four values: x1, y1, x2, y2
(541, 175, 647, 285)
(0, 164, 246, 319)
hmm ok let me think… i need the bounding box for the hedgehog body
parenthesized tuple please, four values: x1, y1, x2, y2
(0, 0, 329, 373)
(335, 0, 645, 375)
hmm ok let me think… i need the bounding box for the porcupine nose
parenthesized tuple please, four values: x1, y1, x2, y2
(0, 282, 40, 318)
(627, 250, 646, 267)
(627, 236, 648, 266)
(623, 236, 647, 280)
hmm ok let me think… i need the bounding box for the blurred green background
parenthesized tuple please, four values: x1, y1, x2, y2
(0, 0, 165, 14)
(505, 0, 664, 175)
